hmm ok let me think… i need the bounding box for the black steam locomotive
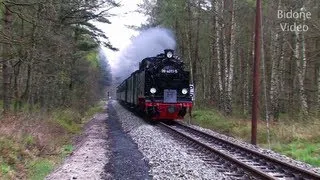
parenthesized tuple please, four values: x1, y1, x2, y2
(116, 49, 193, 120)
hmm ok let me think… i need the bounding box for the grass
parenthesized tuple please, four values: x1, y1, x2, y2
(87, 103, 104, 115)
(0, 137, 30, 179)
(192, 109, 234, 133)
(272, 141, 320, 166)
(28, 159, 54, 180)
(25, 144, 73, 180)
(61, 144, 73, 157)
(52, 103, 104, 134)
(190, 107, 320, 167)
(0, 101, 105, 179)
(53, 109, 82, 134)
(1, 163, 11, 174)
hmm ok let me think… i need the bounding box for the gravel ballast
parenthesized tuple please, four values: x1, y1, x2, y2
(111, 100, 229, 179)
(104, 101, 151, 180)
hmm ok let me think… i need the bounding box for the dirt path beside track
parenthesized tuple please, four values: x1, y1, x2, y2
(46, 105, 111, 180)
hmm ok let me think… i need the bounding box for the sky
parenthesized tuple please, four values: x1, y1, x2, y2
(95, 0, 148, 70)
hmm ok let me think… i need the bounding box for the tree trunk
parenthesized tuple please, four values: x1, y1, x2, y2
(278, 34, 285, 112)
(245, 23, 255, 115)
(240, 49, 247, 115)
(187, 1, 193, 84)
(318, 65, 320, 111)
(295, 30, 308, 115)
(194, 0, 201, 87)
(13, 62, 22, 112)
(14, 19, 25, 112)
(214, 0, 224, 110)
(2, 6, 13, 115)
(261, 18, 269, 122)
(222, 24, 228, 113)
(225, 0, 236, 115)
(270, 31, 280, 121)
(186, 1, 195, 103)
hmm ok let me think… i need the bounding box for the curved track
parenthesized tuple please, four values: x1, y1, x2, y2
(158, 122, 320, 180)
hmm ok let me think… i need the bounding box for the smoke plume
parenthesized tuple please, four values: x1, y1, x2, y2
(113, 27, 176, 82)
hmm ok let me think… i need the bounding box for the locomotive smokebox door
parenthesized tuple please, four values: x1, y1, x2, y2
(164, 89, 177, 103)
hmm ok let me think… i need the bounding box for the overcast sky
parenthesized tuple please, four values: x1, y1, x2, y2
(95, 0, 147, 70)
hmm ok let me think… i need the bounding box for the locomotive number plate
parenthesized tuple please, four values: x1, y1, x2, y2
(164, 89, 177, 103)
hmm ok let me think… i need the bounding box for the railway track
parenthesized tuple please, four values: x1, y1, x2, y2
(158, 122, 320, 180)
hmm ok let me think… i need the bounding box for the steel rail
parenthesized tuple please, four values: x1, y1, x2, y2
(159, 122, 275, 179)
(172, 122, 320, 180)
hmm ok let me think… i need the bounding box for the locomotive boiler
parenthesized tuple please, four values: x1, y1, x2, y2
(116, 49, 193, 120)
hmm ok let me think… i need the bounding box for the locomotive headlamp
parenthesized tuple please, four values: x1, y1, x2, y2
(166, 51, 173, 58)
(182, 88, 188, 95)
(150, 88, 157, 94)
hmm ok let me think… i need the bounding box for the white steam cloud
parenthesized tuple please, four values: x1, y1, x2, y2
(113, 27, 176, 81)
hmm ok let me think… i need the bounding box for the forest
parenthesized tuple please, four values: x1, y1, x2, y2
(0, 0, 115, 115)
(138, 0, 320, 120)
(0, 0, 115, 178)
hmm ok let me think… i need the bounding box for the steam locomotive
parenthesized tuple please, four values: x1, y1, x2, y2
(116, 49, 193, 120)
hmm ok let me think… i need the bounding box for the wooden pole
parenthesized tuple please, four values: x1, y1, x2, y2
(251, 0, 262, 145)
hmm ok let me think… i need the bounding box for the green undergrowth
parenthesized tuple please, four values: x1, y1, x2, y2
(0, 138, 26, 179)
(61, 144, 74, 157)
(84, 102, 104, 120)
(272, 141, 320, 166)
(28, 159, 54, 180)
(0, 101, 105, 179)
(0, 133, 68, 179)
(52, 102, 104, 134)
(53, 109, 82, 134)
(190, 108, 320, 167)
(191, 109, 234, 133)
